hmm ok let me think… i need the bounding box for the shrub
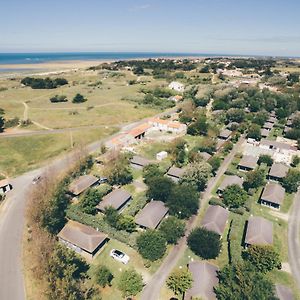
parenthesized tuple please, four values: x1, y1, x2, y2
(208, 197, 227, 208)
(118, 269, 143, 297)
(159, 216, 185, 244)
(72, 93, 87, 103)
(95, 265, 113, 287)
(223, 184, 248, 208)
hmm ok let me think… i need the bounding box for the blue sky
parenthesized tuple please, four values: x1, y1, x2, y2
(1, 0, 300, 56)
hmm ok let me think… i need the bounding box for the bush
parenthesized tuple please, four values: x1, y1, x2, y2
(229, 207, 245, 215)
(258, 154, 273, 166)
(21, 77, 68, 89)
(208, 197, 227, 208)
(187, 227, 221, 259)
(159, 216, 185, 244)
(50, 95, 68, 103)
(118, 269, 143, 297)
(223, 184, 248, 208)
(95, 265, 113, 287)
(72, 93, 87, 103)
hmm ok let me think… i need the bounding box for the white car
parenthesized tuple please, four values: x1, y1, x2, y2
(110, 249, 130, 264)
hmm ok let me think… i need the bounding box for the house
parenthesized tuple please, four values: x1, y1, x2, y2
(261, 128, 270, 138)
(68, 175, 99, 196)
(128, 123, 151, 140)
(168, 95, 183, 102)
(218, 129, 232, 140)
(0, 179, 12, 194)
(275, 284, 294, 300)
(105, 133, 136, 150)
(96, 189, 132, 212)
(156, 151, 168, 161)
(263, 122, 274, 130)
(217, 175, 244, 195)
(148, 118, 187, 134)
(135, 201, 169, 229)
(238, 155, 258, 171)
(216, 138, 226, 151)
(268, 116, 277, 124)
(166, 166, 186, 183)
(185, 261, 219, 300)
(199, 152, 212, 161)
(130, 156, 151, 169)
(168, 81, 184, 92)
(268, 163, 289, 181)
(201, 205, 229, 236)
(244, 216, 273, 247)
(260, 182, 285, 209)
(57, 220, 109, 259)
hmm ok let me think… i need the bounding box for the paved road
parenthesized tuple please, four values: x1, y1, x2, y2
(288, 189, 300, 288)
(141, 137, 245, 300)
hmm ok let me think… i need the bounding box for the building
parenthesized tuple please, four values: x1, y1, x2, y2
(268, 116, 277, 124)
(185, 261, 219, 300)
(130, 156, 151, 169)
(260, 139, 297, 152)
(149, 118, 187, 134)
(260, 182, 285, 209)
(156, 151, 168, 161)
(57, 220, 109, 259)
(217, 175, 244, 194)
(97, 189, 132, 212)
(275, 284, 294, 300)
(201, 205, 229, 236)
(105, 133, 136, 150)
(261, 128, 270, 138)
(216, 138, 226, 151)
(0, 179, 12, 194)
(168, 95, 183, 102)
(199, 151, 212, 161)
(166, 166, 186, 183)
(168, 81, 184, 92)
(263, 122, 274, 130)
(238, 155, 258, 171)
(244, 216, 273, 247)
(268, 163, 289, 181)
(128, 123, 151, 140)
(135, 201, 168, 229)
(218, 129, 232, 140)
(68, 175, 99, 196)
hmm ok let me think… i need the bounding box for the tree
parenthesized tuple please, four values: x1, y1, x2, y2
(117, 214, 136, 232)
(147, 176, 175, 202)
(143, 163, 164, 184)
(159, 216, 185, 244)
(243, 245, 281, 273)
(169, 138, 187, 166)
(118, 269, 143, 297)
(167, 185, 199, 219)
(187, 227, 221, 259)
(104, 206, 120, 228)
(136, 229, 167, 261)
(95, 265, 113, 287)
(209, 156, 222, 174)
(187, 116, 209, 136)
(72, 93, 87, 103)
(0, 115, 4, 132)
(244, 169, 265, 189)
(258, 154, 273, 166)
(80, 189, 101, 214)
(166, 268, 193, 297)
(292, 155, 300, 167)
(50, 95, 68, 103)
(282, 169, 300, 193)
(181, 161, 211, 191)
(226, 108, 245, 123)
(223, 184, 248, 208)
(247, 124, 261, 140)
(215, 263, 276, 300)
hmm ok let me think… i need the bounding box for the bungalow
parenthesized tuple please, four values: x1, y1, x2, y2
(166, 166, 186, 183)
(128, 123, 151, 140)
(260, 182, 285, 209)
(201, 205, 229, 236)
(199, 151, 212, 161)
(185, 261, 219, 300)
(135, 200, 168, 229)
(218, 129, 232, 140)
(244, 216, 273, 247)
(68, 175, 99, 196)
(168, 81, 184, 92)
(216, 138, 226, 151)
(268, 116, 277, 124)
(0, 179, 12, 194)
(96, 188, 132, 213)
(57, 220, 109, 259)
(217, 175, 244, 195)
(275, 284, 294, 300)
(238, 155, 258, 171)
(263, 122, 274, 130)
(268, 163, 289, 181)
(261, 128, 270, 138)
(130, 155, 151, 169)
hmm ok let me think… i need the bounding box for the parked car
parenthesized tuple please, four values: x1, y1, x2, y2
(110, 249, 130, 264)
(99, 177, 108, 184)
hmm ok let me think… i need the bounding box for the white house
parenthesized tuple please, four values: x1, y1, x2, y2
(148, 118, 187, 134)
(168, 81, 184, 92)
(156, 151, 168, 161)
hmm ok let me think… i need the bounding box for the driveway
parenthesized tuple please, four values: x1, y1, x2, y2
(141, 137, 245, 300)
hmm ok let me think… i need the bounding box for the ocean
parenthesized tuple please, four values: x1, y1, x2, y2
(0, 52, 216, 65)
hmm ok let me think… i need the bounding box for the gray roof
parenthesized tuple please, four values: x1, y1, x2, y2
(269, 163, 289, 179)
(201, 205, 229, 235)
(245, 216, 273, 246)
(238, 155, 258, 170)
(130, 155, 151, 167)
(135, 201, 169, 229)
(268, 116, 277, 123)
(167, 166, 186, 179)
(58, 220, 108, 253)
(261, 128, 270, 137)
(261, 182, 285, 205)
(275, 284, 294, 300)
(68, 175, 99, 196)
(200, 152, 212, 161)
(263, 122, 274, 130)
(218, 175, 244, 192)
(97, 188, 131, 212)
(185, 261, 219, 300)
(218, 129, 232, 139)
(260, 139, 297, 151)
(216, 138, 226, 150)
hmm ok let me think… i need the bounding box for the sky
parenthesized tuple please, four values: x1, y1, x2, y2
(1, 0, 300, 56)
